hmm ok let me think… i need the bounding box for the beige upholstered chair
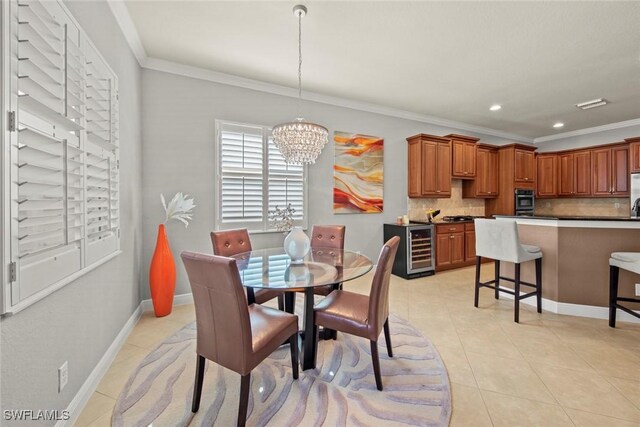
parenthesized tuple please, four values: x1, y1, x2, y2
(181, 252, 299, 427)
(609, 252, 640, 327)
(313, 236, 400, 391)
(211, 228, 285, 309)
(474, 219, 543, 323)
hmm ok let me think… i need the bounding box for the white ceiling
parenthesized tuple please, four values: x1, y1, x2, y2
(124, 1, 640, 140)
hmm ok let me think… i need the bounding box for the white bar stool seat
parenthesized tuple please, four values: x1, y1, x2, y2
(608, 252, 640, 327)
(474, 219, 543, 323)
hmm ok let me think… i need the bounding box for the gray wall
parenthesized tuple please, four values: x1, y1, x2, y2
(141, 69, 516, 299)
(0, 1, 142, 424)
(536, 124, 640, 152)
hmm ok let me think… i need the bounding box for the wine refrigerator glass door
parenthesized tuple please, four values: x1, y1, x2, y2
(408, 227, 433, 272)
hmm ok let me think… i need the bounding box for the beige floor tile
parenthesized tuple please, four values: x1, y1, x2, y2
(410, 317, 462, 348)
(436, 344, 477, 388)
(567, 341, 640, 381)
(466, 351, 555, 404)
(607, 377, 640, 410)
(124, 313, 186, 349)
(565, 408, 640, 427)
(457, 326, 523, 360)
(109, 343, 147, 367)
(449, 383, 493, 427)
(512, 338, 595, 372)
(166, 303, 196, 324)
(481, 390, 573, 427)
(73, 392, 115, 427)
(535, 364, 640, 422)
(95, 348, 148, 399)
(85, 411, 112, 427)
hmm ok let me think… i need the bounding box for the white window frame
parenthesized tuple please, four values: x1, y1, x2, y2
(214, 119, 308, 233)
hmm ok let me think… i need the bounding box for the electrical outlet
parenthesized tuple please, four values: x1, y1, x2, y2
(636, 283, 640, 297)
(614, 202, 620, 209)
(58, 361, 68, 393)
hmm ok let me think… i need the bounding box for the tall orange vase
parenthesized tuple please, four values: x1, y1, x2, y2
(149, 224, 176, 317)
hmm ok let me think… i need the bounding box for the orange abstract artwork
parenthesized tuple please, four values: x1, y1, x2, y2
(333, 132, 383, 214)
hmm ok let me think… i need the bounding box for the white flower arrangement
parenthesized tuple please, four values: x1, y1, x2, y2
(161, 192, 196, 228)
(268, 203, 296, 232)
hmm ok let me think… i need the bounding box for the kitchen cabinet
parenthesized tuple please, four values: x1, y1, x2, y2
(435, 223, 473, 271)
(462, 144, 499, 198)
(515, 148, 536, 183)
(626, 137, 640, 173)
(558, 151, 591, 196)
(447, 134, 479, 179)
(536, 154, 557, 198)
(407, 134, 451, 197)
(592, 145, 629, 196)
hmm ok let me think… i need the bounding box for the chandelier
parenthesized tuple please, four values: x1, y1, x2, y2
(272, 4, 328, 165)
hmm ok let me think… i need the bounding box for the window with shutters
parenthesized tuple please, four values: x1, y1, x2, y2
(216, 121, 307, 232)
(1, 0, 120, 314)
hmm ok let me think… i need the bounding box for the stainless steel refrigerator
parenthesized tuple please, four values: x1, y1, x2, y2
(631, 173, 640, 217)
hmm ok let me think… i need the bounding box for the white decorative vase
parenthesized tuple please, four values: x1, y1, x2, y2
(284, 226, 310, 264)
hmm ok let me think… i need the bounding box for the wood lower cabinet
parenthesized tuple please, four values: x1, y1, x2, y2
(628, 137, 640, 173)
(592, 144, 629, 196)
(536, 154, 557, 198)
(462, 144, 498, 198)
(436, 223, 475, 271)
(407, 134, 451, 197)
(447, 134, 479, 179)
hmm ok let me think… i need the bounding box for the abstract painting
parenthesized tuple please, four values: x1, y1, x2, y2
(333, 131, 383, 213)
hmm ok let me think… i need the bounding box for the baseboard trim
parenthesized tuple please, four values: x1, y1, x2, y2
(495, 290, 640, 324)
(140, 292, 194, 312)
(59, 304, 143, 427)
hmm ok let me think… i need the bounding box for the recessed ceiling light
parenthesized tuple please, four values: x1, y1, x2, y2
(553, 122, 564, 129)
(489, 104, 502, 111)
(575, 98, 608, 110)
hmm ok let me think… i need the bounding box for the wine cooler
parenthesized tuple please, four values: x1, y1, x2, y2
(384, 223, 436, 279)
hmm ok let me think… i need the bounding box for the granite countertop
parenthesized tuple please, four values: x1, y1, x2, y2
(494, 215, 640, 222)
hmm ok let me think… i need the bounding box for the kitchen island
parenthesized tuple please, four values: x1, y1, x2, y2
(491, 216, 640, 322)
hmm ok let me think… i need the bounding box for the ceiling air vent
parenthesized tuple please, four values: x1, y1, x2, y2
(575, 98, 608, 110)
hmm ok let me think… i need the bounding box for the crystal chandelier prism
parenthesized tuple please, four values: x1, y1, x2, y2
(272, 4, 328, 165)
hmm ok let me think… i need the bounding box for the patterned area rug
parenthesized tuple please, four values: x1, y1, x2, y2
(112, 313, 451, 426)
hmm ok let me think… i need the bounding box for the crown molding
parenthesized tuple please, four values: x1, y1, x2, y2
(106, 0, 148, 67)
(143, 57, 533, 143)
(533, 118, 640, 144)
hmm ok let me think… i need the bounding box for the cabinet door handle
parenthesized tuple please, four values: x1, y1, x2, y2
(450, 235, 454, 239)
(449, 228, 456, 231)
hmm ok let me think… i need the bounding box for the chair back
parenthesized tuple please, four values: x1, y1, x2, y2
(310, 225, 345, 250)
(368, 236, 400, 335)
(181, 251, 252, 374)
(474, 219, 529, 263)
(211, 228, 252, 257)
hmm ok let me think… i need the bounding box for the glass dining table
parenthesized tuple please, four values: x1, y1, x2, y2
(230, 247, 373, 370)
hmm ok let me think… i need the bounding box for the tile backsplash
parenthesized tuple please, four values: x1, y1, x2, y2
(408, 180, 485, 221)
(534, 198, 630, 217)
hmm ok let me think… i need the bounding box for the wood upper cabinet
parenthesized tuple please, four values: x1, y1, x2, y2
(462, 144, 498, 198)
(626, 137, 640, 173)
(446, 134, 479, 179)
(536, 154, 557, 198)
(407, 134, 451, 197)
(515, 149, 536, 183)
(558, 151, 591, 197)
(592, 144, 629, 196)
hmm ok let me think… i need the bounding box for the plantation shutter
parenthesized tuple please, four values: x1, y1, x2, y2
(267, 137, 305, 224)
(4, 0, 120, 313)
(219, 123, 264, 228)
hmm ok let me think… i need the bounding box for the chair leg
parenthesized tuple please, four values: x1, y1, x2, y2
(383, 318, 393, 357)
(474, 256, 482, 308)
(277, 294, 285, 311)
(237, 373, 251, 427)
(290, 333, 299, 380)
(494, 260, 501, 300)
(609, 265, 620, 328)
(514, 263, 521, 323)
(191, 355, 206, 413)
(370, 340, 383, 391)
(535, 258, 542, 313)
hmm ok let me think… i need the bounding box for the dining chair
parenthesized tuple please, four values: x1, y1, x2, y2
(211, 228, 285, 309)
(313, 236, 400, 391)
(181, 251, 299, 427)
(309, 225, 346, 296)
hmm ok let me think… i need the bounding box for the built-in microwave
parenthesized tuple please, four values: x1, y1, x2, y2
(515, 189, 535, 215)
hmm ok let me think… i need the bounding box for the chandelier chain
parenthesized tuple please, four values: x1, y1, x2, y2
(297, 11, 302, 118)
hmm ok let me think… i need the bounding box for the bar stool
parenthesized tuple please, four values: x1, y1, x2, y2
(609, 252, 640, 327)
(474, 219, 543, 323)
